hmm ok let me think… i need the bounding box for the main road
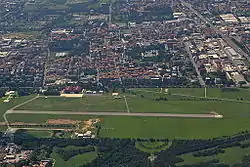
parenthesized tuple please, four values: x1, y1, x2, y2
(7, 110, 222, 118)
(184, 41, 206, 87)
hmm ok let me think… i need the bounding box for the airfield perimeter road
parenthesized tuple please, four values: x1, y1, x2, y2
(6, 110, 221, 119)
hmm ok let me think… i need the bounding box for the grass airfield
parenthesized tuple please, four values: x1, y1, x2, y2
(2, 88, 250, 139)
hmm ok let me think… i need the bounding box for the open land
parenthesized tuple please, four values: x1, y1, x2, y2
(51, 146, 97, 167)
(177, 147, 250, 166)
(15, 96, 127, 112)
(2, 88, 250, 139)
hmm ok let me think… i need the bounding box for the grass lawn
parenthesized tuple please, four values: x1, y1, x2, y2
(13, 93, 250, 117)
(16, 96, 127, 112)
(135, 141, 172, 153)
(177, 147, 250, 166)
(26, 130, 52, 138)
(166, 88, 250, 100)
(51, 146, 97, 167)
(3, 89, 250, 139)
(0, 95, 37, 121)
(126, 96, 250, 115)
(6, 114, 250, 139)
(133, 88, 250, 101)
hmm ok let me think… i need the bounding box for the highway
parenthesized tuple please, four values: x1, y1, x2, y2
(7, 110, 222, 119)
(181, 1, 250, 62)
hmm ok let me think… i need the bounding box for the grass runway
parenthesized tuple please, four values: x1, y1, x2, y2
(2, 88, 250, 139)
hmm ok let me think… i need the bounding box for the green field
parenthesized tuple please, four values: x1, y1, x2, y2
(51, 146, 97, 167)
(14, 90, 250, 116)
(5, 113, 250, 139)
(177, 146, 250, 166)
(135, 88, 250, 101)
(2, 88, 250, 139)
(16, 96, 127, 112)
(0, 95, 37, 121)
(26, 130, 52, 138)
(135, 141, 172, 153)
(126, 96, 250, 114)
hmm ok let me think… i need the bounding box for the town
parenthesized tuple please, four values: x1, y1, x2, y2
(0, 0, 249, 94)
(0, 0, 250, 166)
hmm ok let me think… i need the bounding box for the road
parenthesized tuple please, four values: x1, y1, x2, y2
(42, 48, 50, 87)
(8, 95, 40, 111)
(7, 110, 222, 118)
(181, 1, 250, 62)
(3, 95, 40, 129)
(184, 41, 206, 87)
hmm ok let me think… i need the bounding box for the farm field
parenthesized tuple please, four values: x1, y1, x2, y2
(177, 146, 250, 166)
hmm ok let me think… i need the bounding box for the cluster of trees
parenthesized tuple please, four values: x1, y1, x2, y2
(193, 148, 225, 157)
(221, 88, 240, 92)
(154, 97, 168, 101)
(240, 142, 250, 149)
(11, 131, 250, 167)
(84, 139, 149, 167)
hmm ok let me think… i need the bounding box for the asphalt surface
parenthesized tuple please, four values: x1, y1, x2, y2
(7, 110, 221, 118)
(184, 41, 206, 87)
